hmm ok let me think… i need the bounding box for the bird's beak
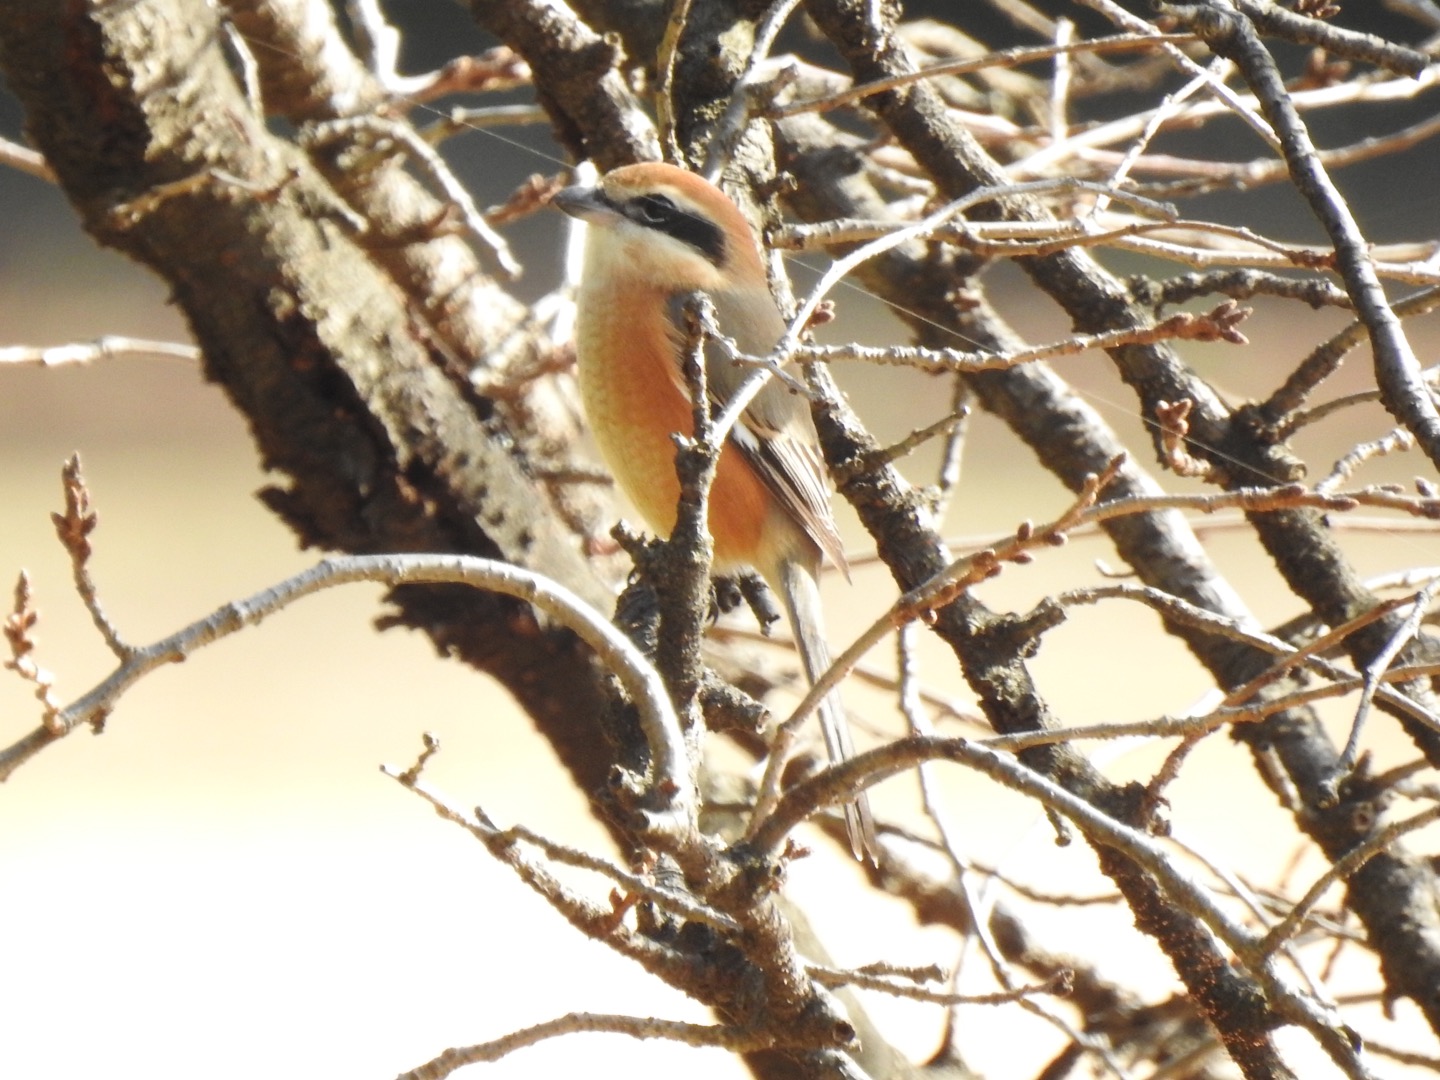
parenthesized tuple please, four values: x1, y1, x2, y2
(551, 183, 611, 224)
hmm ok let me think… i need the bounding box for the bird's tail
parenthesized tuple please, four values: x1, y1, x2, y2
(778, 558, 879, 862)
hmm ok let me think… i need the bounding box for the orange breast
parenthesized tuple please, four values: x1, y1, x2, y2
(575, 281, 771, 569)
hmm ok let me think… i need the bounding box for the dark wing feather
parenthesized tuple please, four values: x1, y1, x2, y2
(663, 286, 848, 576)
(726, 399, 848, 576)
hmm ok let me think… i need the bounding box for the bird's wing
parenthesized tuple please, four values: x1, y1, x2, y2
(663, 286, 848, 576)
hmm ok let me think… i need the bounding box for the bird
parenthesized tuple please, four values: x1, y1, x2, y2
(553, 161, 878, 862)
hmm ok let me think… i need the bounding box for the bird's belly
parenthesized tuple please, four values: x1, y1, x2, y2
(575, 296, 769, 569)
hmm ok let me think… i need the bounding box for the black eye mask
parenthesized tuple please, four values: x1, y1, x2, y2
(620, 191, 727, 268)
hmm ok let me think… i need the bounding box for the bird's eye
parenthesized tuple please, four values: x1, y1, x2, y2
(623, 191, 726, 265)
(632, 194, 677, 224)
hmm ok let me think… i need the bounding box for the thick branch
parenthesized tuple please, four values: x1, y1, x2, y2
(0, 0, 627, 821)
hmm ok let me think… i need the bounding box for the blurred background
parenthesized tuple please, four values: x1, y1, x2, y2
(3, 3, 1440, 1078)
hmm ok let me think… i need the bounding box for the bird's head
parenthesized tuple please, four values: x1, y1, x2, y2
(553, 162, 769, 294)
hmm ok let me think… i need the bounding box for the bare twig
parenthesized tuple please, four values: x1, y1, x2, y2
(300, 115, 521, 278)
(701, 0, 803, 180)
(0, 555, 691, 836)
(1179, 2, 1440, 471)
(1327, 581, 1439, 788)
(808, 962, 1073, 1006)
(1258, 803, 1440, 959)
(397, 1012, 780, 1080)
(777, 32, 1196, 118)
(3, 573, 63, 722)
(0, 134, 53, 181)
(654, 0, 693, 163)
(1318, 428, 1417, 493)
(0, 337, 200, 367)
(384, 739, 732, 932)
(798, 300, 1247, 376)
(51, 456, 133, 659)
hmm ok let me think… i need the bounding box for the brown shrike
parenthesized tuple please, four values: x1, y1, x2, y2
(554, 162, 877, 861)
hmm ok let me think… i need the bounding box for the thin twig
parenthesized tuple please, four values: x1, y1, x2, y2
(51, 456, 133, 660)
(396, 1012, 779, 1080)
(776, 32, 1196, 118)
(808, 962, 1073, 1006)
(701, 0, 802, 181)
(384, 745, 733, 931)
(654, 0, 693, 164)
(1317, 428, 1416, 493)
(1181, 3, 1440, 471)
(0, 134, 54, 181)
(1329, 581, 1439, 787)
(0, 556, 692, 837)
(3, 574, 63, 722)
(300, 115, 520, 279)
(0, 337, 200, 367)
(1257, 803, 1440, 959)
